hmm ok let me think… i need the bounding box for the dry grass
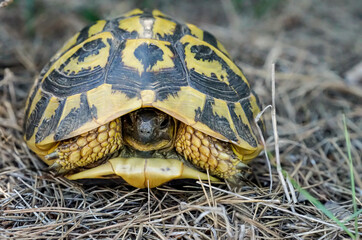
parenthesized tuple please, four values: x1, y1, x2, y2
(1, 0, 361, 239)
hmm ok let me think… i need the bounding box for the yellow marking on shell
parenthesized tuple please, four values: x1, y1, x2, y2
(108, 87, 142, 118)
(38, 94, 84, 145)
(121, 39, 175, 75)
(25, 133, 58, 163)
(41, 32, 113, 82)
(41, 97, 60, 119)
(211, 99, 255, 145)
(180, 35, 250, 87)
(62, 93, 81, 121)
(152, 17, 176, 38)
(141, 90, 156, 106)
(249, 92, 263, 126)
(149, 42, 175, 71)
(154, 86, 202, 126)
(86, 84, 112, 124)
(26, 91, 60, 153)
(216, 40, 231, 58)
(31, 97, 61, 144)
(62, 33, 112, 75)
(88, 20, 106, 37)
(124, 8, 143, 17)
(121, 40, 145, 75)
(152, 9, 166, 17)
(181, 36, 229, 84)
(231, 92, 264, 160)
(209, 98, 241, 140)
(154, 86, 228, 142)
(51, 32, 80, 61)
(186, 23, 204, 40)
(233, 102, 258, 150)
(87, 83, 142, 124)
(118, 15, 143, 35)
(210, 98, 231, 122)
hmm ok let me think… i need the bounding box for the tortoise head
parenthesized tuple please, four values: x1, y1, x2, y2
(123, 108, 176, 152)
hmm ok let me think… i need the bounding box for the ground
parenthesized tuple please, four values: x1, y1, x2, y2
(0, 0, 361, 239)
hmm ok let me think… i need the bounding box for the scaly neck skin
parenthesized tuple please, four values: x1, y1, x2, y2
(123, 108, 176, 152)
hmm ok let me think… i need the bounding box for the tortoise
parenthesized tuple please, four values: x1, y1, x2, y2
(23, 9, 264, 188)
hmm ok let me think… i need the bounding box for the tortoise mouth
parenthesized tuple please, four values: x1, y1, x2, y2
(65, 157, 219, 188)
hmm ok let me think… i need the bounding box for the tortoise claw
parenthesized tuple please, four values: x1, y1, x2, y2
(227, 172, 245, 186)
(48, 162, 68, 176)
(48, 162, 62, 171)
(236, 162, 249, 170)
(45, 151, 59, 160)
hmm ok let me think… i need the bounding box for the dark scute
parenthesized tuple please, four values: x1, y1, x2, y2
(190, 45, 215, 62)
(183, 25, 193, 37)
(107, 41, 187, 101)
(81, 38, 102, 52)
(229, 101, 257, 147)
(106, 41, 141, 99)
(140, 10, 153, 18)
(42, 68, 105, 98)
(54, 93, 97, 141)
(194, 96, 238, 142)
(181, 42, 250, 102)
(152, 17, 183, 43)
(134, 43, 164, 72)
(41, 36, 112, 98)
(202, 31, 218, 49)
(76, 26, 93, 46)
(251, 89, 265, 135)
(111, 25, 139, 40)
(23, 78, 42, 131)
(188, 69, 247, 102)
(61, 38, 106, 72)
(25, 93, 51, 141)
(35, 98, 65, 143)
(171, 23, 184, 42)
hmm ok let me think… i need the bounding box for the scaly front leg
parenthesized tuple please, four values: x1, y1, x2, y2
(175, 123, 250, 182)
(46, 118, 123, 171)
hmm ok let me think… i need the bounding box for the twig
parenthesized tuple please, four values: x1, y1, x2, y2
(271, 63, 294, 209)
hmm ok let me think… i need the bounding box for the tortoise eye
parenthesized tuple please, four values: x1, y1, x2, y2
(159, 118, 169, 129)
(124, 114, 134, 125)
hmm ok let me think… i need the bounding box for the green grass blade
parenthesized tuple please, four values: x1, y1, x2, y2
(283, 169, 355, 239)
(342, 114, 358, 237)
(342, 209, 362, 223)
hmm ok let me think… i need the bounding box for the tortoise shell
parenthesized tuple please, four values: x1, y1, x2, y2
(23, 9, 264, 160)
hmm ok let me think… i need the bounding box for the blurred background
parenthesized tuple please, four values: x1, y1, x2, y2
(2, 0, 360, 82)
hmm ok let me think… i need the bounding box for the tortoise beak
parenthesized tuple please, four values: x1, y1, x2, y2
(66, 157, 219, 188)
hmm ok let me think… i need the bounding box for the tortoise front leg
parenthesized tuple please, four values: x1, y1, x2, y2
(175, 123, 249, 181)
(46, 118, 123, 171)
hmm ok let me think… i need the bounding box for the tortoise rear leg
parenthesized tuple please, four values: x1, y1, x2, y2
(46, 118, 123, 171)
(175, 123, 249, 181)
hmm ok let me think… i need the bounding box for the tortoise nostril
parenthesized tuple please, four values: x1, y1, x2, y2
(140, 128, 151, 134)
(139, 122, 153, 136)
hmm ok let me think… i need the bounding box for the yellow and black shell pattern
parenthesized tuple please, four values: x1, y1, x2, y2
(24, 9, 264, 159)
